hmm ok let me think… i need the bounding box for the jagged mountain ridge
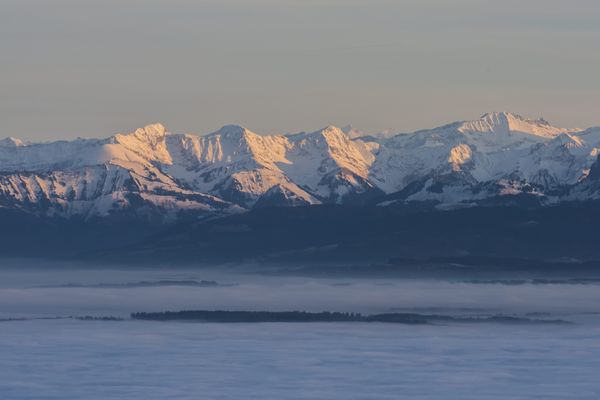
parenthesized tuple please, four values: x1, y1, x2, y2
(2, 112, 600, 220)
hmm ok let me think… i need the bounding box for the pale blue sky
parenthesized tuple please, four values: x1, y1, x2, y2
(2, 0, 600, 140)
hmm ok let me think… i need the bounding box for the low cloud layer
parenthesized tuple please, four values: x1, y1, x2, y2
(2, 266, 600, 318)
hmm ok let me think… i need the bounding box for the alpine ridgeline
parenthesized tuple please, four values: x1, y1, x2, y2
(3, 112, 600, 221)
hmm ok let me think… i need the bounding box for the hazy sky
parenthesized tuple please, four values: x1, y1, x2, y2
(2, 0, 600, 140)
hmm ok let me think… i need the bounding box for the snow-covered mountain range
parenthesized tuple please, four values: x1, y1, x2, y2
(2, 112, 600, 220)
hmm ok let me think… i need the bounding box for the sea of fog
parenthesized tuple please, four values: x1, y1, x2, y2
(1, 261, 600, 399)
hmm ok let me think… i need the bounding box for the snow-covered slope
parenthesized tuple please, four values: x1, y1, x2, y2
(2, 112, 600, 220)
(163, 124, 379, 206)
(163, 124, 316, 207)
(283, 126, 381, 203)
(0, 124, 239, 220)
(370, 112, 594, 204)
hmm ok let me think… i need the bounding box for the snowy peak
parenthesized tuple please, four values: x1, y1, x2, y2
(293, 125, 366, 150)
(290, 125, 376, 174)
(208, 124, 254, 140)
(316, 125, 353, 147)
(201, 124, 289, 168)
(292, 125, 348, 144)
(133, 123, 167, 143)
(458, 112, 572, 139)
(0, 137, 25, 147)
(113, 123, 172, 165)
